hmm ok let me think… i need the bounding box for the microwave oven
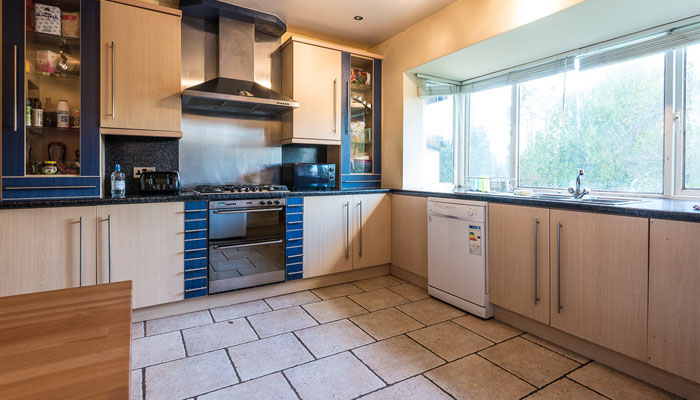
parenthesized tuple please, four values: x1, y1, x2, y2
(282, 163, 336, 190)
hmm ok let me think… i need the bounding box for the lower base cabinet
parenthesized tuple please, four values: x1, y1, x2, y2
(0, 206, 97, 297)
(96, 203, 185, 308)
(648, 219, 700, 384)
(303, 193, 389, 278)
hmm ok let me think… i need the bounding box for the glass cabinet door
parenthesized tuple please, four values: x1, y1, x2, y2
(349, 55, 374, 174)
(25, 0, 82, 176)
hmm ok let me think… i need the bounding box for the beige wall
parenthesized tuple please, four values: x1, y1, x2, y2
(370, 0, 586, 188)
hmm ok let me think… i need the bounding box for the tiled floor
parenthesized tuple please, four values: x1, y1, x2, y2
(131, 275, 681, 400)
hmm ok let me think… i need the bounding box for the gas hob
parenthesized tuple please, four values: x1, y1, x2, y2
(191, 184, 289, 195)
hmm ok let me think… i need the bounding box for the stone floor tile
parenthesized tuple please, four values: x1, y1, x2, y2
(198, 373, 297, 400)
(408, 321, 493, 361)
(525, 378, 607, 399)
(426, 354, 535, 400)
(452, 314, 522, 342)
(131, 322, 144, 340)
(284, 352, 385, 400)
(396, 298, 465, 325)
(227, 333, 313, 381)
(210, 300, 271, 322)
(302, 296, 367, 324)
(295, 319, 374, 358)
(387, 283, 430, 301)
(265, 290, 321, 310)
(348, 288, 411, 311)
(479, 337, 579, 388)
(353, 335, 444, 384)
(360, 375, 452, 400)
(311, 283, 364, 300)
(350, 308, 424, 340)
(131, 331, 185, 369)
(144, 350, 238, 400)
(522, 333, 590, 364)
(130, 370, 142, 400)
(182, 319, 258, 355)
(247, 306, 317, 338)
(568, 362, 680, 400)
(145, 310, 212, 336)
(353, 275, 403, 291)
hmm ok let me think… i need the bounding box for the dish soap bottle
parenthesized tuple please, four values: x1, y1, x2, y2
(111, 164, 126, 198)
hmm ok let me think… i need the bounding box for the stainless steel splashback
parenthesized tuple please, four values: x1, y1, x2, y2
(180, 16, 283, 186)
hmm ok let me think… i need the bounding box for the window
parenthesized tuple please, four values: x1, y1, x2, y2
(468, 86, 512, 178)
(422, 96, 454, 187)
(685, 43, 700, 190)
(417, 21, 700, 197)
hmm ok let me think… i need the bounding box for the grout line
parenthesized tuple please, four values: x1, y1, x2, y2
(280, 370, 303, 400)
(291, 330, 318, 360)
(347, 349, 390, 387)
(180, 330, 189, 357)
(244, 316, 262, 339)
(224, 347, 243, 384)
(519, 332, 589, 365)
(403, 332, 449, 364)
(422, 372, 459, 400)
(297, 304, 323, 326)
(344, 294, 372, 313)
(476, 353, 538, 390)
(140, 368, 146, 400)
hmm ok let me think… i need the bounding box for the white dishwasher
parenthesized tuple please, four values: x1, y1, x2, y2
(427, 197, 493, 319)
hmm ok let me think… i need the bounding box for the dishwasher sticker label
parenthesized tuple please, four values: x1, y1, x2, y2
(469, 225, 482, 256)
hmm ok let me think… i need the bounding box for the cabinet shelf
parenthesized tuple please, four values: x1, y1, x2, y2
(351, 83, 372, 92)
(26, 31, 80, 47)
(27, 126, 80, 136)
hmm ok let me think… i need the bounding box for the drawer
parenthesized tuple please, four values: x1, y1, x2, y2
(185, 230, 207, 240)
(185, 267, 207, 280)
(185, 239, 207, 251)
(185, 219, 207, 231)
(185, 277, 207, 291)
(185, 201, 207, 211)
(286, 213, 304, 223)
(185, 210, 207, 221)
(185, 258, 208, 270)
(286, 262, 303, 274)
(185, 249, 207, 260)
(287, 197, 303, 206)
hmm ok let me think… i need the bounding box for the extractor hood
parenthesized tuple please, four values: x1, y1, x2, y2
(180, 0, 299, 116)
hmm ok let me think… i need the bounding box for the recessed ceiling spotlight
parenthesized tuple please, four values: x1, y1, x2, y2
(354, 16, 364, 21)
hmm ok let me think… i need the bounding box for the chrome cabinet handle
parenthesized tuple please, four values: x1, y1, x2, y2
(110, 41, 115, 119)
(108, 215, 113, 283)
(333, 79, 337, 134)
(13, 45, 18, 132)
(534, 218, 539, 305)
(344, 202, 349, 259)
(358, 201, 363, 258)
(79, 216, 83, 287)
(557, 221, 562, 313)
(346, 81, 351, 135)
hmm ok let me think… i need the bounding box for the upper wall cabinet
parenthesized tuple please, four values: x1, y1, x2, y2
(280, 40, 342, 145)
(100, 0, 182, 138)
(2, 0, 100, 200)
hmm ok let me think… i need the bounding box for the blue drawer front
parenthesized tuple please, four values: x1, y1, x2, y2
(185, 249, 207, 260)
(185, 230, 207, 240)
(286, 254, 303, 263)
(286, 221, 303, 230)
(2, 177, 101, 200)
(287, 204, 303, 213)
(185, 219, 207, 231)
(185, 288, 208, 299)
(286, 272, 303, 281)
(286, 262, 303, 274)
(185, 258, 208, 270)
(185, 277, 208, 291)
(185, 239, 207, 251)
(287, 197, 303, 206)
(287, 229, 303, 240)
(286, 213, 304, 223)
(286, 246, 303, 257)
(185, 201, 207, 211)
(185, 210, 207, 220)
(185, 268, 207, 280)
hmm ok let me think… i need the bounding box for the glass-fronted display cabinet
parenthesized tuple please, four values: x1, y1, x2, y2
(3, 0, 99, 199)
(339, 53, 382, 189)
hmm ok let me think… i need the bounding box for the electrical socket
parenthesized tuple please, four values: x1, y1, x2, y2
(133, 167, 155, 179)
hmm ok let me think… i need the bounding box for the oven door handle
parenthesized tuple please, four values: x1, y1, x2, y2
(213, 239, 284, 250)
(212, 207, 284, 214)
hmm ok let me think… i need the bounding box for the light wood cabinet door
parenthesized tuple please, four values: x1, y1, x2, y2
(97, 202, 184, 308)
(550, 210, 648, 361)
(489, 204, 550, 325)
(390, 194, 428, 278)
(353, 193, 390, 269)
(100, 1, 181, 135)
(303, 195, 353, 278)
(648, 219, 700, 383)
(281, 41, 342, 144)
(0, 207, 97, 297)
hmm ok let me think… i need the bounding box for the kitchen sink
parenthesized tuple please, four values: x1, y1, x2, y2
(528, 193, 642, 205)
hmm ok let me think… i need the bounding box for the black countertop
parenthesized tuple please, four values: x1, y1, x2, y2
(1, 186, 698, 223)
(393, 188, 700, 223)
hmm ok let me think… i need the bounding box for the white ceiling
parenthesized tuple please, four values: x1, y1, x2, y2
(409, 0, 700, 82)
(220, 0, 459, 48)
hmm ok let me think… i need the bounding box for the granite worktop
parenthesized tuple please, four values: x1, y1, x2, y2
(393, 188, 700, 223)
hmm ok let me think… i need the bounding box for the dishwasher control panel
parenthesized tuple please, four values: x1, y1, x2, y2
(427, 198, 486, 222)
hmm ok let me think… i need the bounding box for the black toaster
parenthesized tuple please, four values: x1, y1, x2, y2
(140, 171, 181, 194)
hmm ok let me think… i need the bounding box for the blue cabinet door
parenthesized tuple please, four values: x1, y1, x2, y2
(2, 0, 100, 200)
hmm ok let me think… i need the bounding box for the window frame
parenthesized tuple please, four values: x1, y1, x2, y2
(676, 47, 700, 197)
